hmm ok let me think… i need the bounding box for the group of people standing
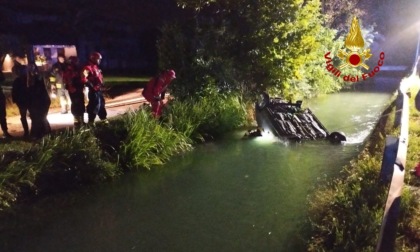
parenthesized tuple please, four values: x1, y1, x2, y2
(0, 51, 177, 139)
(50, 52, 108, 127)
(0, 51, 108, 139)
(51, 52, 109, 128)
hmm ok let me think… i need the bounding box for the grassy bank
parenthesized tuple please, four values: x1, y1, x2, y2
(307, 86, 420, 250)
(0, 91, 247, 212)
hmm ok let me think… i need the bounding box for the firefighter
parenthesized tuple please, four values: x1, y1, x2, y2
(51, 54, 71, 114)
(64, 56, 85, 128)
(0, 70, 12, 138)
(11, 63, 30, 137)
(142, 69, 176, 118)
(27, 63, 51, 138)
(81, 52, 108, 125)
(411, 162, 420, 178)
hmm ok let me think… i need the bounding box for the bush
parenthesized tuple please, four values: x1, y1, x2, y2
(0, 131, 119, 210)
(0, 130, 119, 210)
(34, 130, 120, 193)
(165, 87, 247, 141)
(93, 117, 128, 158)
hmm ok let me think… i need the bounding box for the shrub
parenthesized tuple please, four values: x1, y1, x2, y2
(165, 87, 247, 141)
(34, 130, 120, 194)
(0, 129, 119, 210)
(93, 116, 128, 158)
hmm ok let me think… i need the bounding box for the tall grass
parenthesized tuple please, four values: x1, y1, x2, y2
(34, 130, 120, 193)
(121, 109, 193, 170)
(0, 130, 119, 210)
(119, 91, 247, 169)
(0, 91, 248, 212)
(307, 153, 388, 251)
(166, 91, 247, 141)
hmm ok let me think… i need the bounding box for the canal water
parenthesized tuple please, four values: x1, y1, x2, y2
(0, 82, 397, 252)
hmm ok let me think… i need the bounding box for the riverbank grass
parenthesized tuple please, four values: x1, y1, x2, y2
(0, 92, 248, 212)
(308, 87, 420, 251)
(0, 130, 119, 211)
(166, 92, 247, 141)
(121, 109, 193, 170)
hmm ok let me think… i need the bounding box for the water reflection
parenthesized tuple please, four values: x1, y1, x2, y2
(0, 91, 393, 252)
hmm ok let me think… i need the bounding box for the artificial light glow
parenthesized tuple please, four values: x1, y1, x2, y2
(254, 128, 279, 144)
(400, 70, 420, 93)
(2, 54, 13, 72)
(46, 112, 89, 126)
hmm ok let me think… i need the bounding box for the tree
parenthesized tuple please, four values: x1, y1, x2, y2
(158, 0, 357, 101)
(322, 0, 365, 33)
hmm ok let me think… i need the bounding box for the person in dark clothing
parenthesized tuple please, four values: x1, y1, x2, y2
(0, 70, 12, 138)
(27, 64, 51, 138)
(81, 52, 107, 125)
(11, 63, 30, 137)
(51, 54, 71, 114)
(63, 56, 85, 127)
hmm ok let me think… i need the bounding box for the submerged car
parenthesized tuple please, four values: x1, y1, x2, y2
(255, 92, 346, 143)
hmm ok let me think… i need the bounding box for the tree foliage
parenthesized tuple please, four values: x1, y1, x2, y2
(158, 0, 355, 101)
(322, 0, 365, 33)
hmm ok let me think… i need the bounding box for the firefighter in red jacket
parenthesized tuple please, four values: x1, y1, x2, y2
(142, 69, 176, 118)
(81, 52, 108, 124)
(411, 162, 420, 178)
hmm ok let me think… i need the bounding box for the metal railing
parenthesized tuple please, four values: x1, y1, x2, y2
(376, 34, 420, 251)
(376, 87, 409, 252)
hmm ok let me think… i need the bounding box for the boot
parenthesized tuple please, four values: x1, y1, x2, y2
(3, 132, 12, 138)
(2, 130, 12, 138)
(87, 117, 95, 127)
(21, 118, 29, 137)
(99, 118, 109, 125)
(80, 116, 85, 125)
(0, 120, 11, 138)
(74, 116, 85, 128)
(87, 114, 96, 127)
(73, 116, 80, 128)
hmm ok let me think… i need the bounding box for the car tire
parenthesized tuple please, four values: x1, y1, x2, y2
(328, 131, 347, 144)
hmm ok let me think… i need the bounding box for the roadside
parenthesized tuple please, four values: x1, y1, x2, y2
(307, 75, 420, 251)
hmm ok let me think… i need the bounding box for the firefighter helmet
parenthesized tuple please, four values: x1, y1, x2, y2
(68, 56, 79, 65)
(89, 52, 102, 64)
(165, 69, 176, 79)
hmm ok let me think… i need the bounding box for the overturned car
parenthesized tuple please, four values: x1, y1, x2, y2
(255, 93, 346, 143)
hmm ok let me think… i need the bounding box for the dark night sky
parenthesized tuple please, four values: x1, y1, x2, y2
(1, 0, 181, 30)
(2, 0, 420, 67)
(0, 0, 186, 72)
